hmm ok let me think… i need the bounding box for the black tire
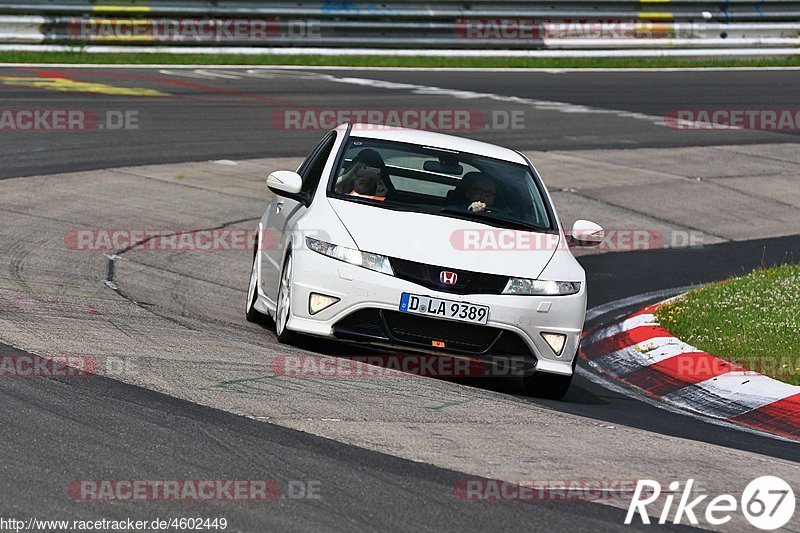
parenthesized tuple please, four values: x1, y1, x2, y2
(245, 245, 272, 325)
(522, 371, 573, 400)
(274, 252, 298, 344)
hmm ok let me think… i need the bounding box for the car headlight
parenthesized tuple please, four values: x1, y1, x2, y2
(502, 278, 581, 296)
(305, 237, 394, 276)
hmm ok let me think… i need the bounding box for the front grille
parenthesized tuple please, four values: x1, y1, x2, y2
(383, 310, 499, 352)
(492, 331, 534, 356)
(334, 309, 385, 337)
(390, 257, 508, 295)
(332, 308, 536, 360)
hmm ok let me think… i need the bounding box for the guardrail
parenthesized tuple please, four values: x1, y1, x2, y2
(2, 1, 800, 21)
(0, 1, 798, 54)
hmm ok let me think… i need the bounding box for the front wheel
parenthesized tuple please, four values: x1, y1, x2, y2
(523, 371, 573, 400)
(274, 252, 298, 344)
(246, 248, 271, 325)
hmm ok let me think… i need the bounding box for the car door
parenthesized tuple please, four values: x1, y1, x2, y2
(261, 132, 338, 301)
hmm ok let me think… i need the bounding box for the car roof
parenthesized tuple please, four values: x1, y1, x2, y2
(334, 123, 528, 165)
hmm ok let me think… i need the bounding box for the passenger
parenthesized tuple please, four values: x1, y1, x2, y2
(336, 149, 390, 201)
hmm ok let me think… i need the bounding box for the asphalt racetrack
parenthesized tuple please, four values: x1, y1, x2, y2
(1, 67, 799, 179)
(0, 66, 798, 532)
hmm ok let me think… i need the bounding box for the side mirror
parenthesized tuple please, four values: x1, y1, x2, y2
(267, 170, 302, 195)
(568, 220, 604, 247)
(266, 170, 309, 206)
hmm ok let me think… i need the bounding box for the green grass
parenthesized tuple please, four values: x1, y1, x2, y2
(656, 265, 800, 385)
(2, 50, 800, 68)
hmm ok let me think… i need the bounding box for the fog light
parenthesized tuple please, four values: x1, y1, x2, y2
(309, 293, 340, 315)
(541, 332, 567, 356)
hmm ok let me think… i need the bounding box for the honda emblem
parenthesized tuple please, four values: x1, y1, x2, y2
(439, 271, 458, 285)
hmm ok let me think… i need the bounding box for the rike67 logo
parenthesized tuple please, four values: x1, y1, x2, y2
(626, 476, 795, 530)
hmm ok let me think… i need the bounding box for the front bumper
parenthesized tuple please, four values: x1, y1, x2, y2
(283, 248, 586, 376)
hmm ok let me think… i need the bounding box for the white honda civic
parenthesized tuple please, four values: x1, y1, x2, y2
(246, 123, 603, 398)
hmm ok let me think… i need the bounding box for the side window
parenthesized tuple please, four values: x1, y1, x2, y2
(300, 132, 337, 198)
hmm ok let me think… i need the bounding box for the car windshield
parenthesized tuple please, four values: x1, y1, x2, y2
(329, 137, 553, 231)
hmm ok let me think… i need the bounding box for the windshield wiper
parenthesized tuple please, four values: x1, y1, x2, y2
(438, 208, 547, 232)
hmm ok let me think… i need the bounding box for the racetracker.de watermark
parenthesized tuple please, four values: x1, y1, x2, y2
(271, 109, 525, 131)
(0, 354, 96, 377)
(67, 479, 321, 501)
(664, 109, 800, 130)
(65, 228, 261, 252)
(271, 354, 532, 378)
(453, 479, 647, 501)
(68, 18, 321, 41)
(64, 228, 333, 252)
(0, 109, 138, 131)
(453, 18, 701, 40)
(667, 354, 800, 379)
(449, 229, 707, 252)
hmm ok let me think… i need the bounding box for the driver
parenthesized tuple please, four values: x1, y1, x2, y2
(463, 174, 498, 213)
(448, 172, 506, 214)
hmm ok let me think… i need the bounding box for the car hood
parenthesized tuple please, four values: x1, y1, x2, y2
(328, 199, 559, 279)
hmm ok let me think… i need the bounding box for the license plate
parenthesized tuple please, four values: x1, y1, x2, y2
(399, 293, 489, 325)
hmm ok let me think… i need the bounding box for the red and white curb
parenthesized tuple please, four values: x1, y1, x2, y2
(581, 302, 800, 441)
